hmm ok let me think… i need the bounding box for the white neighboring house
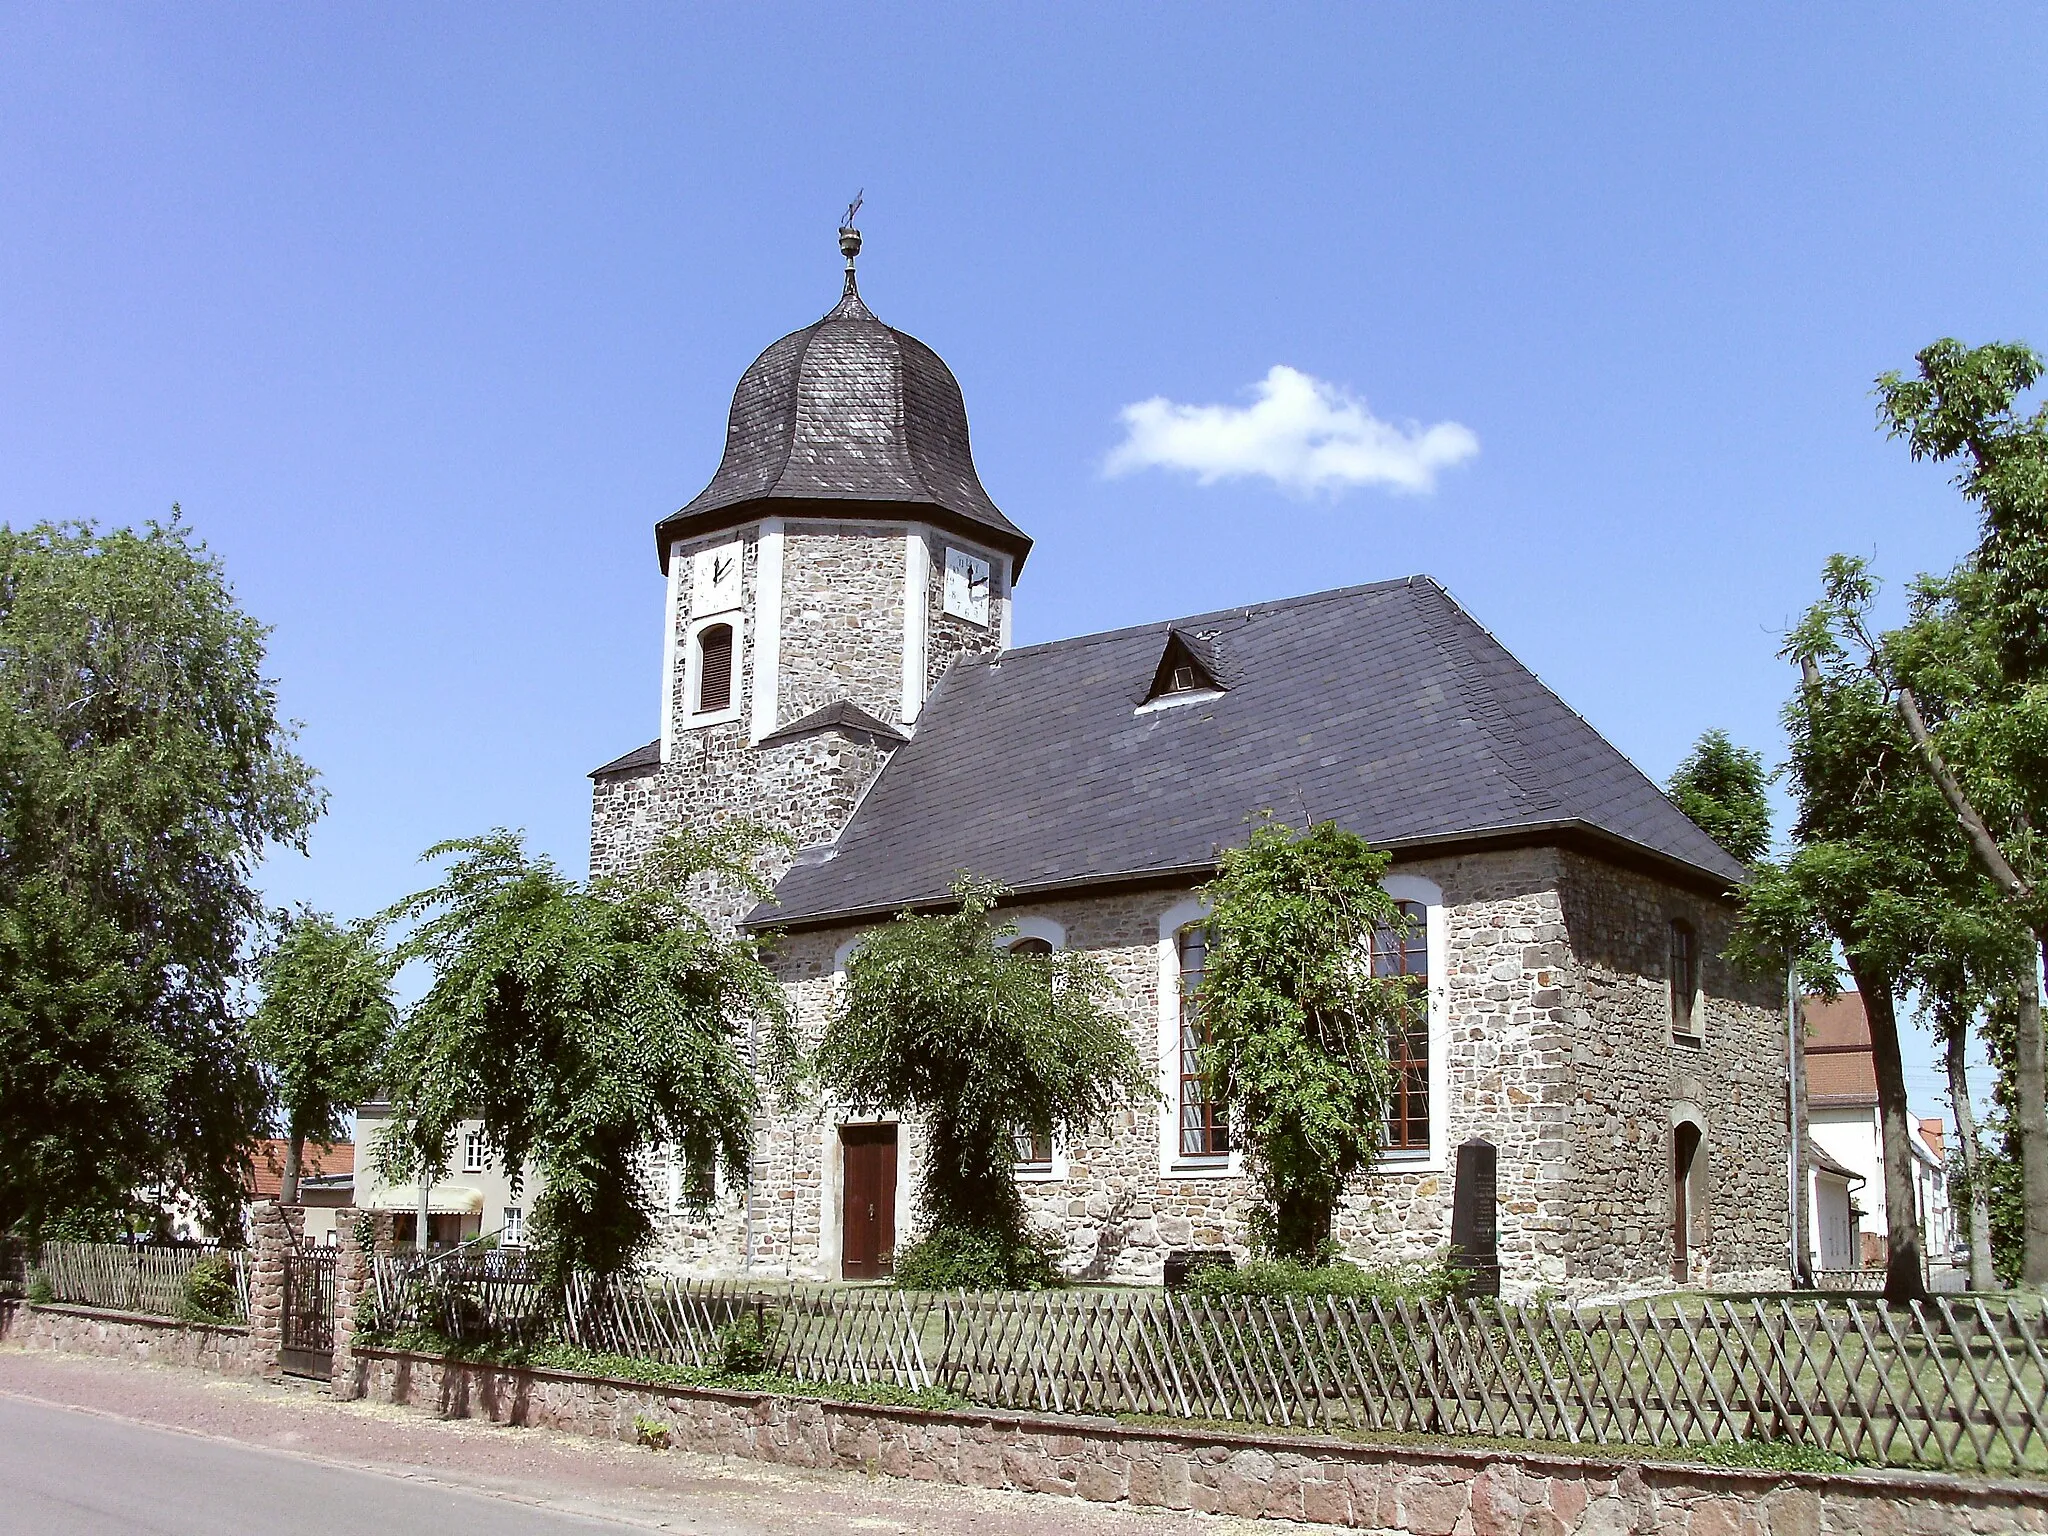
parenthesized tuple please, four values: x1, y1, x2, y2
(1806, 1140, 1863, 1273)
(1803, 993, 1955, 1273)
(351, 1101, 537, 1251)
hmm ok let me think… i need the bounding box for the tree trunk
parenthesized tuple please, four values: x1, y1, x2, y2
(281, 1134, 302, 1207)
(1273, 1191, 1333, 1265)
(2017, 958, 2048, 1292)
(1845, 970, 1928, 1303)
(1944, 1021, 1999, 1292)
(1791, 983, 1814, 1287)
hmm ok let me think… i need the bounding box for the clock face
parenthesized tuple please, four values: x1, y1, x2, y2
(943, 547, 992, 626)
(692, 541, 744, 616)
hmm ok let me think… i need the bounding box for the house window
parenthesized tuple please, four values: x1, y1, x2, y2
(1014, 1124, 1054, 1168)
(696, 623, 734, 714)
(1008, 936, 1054, 958)
(1669, 920, 1700, 1041)
(1373, 900, 1430, 1151)
(1177, 924, 1230, 1157)
(503, 1206, 524, 1246)
(463, 1130, 488, 1174)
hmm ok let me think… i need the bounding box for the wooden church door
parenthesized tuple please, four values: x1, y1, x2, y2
(840, 1124, 898, 1280)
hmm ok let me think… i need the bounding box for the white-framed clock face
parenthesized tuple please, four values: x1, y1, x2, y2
(691, 541, 744, 616)
(943, 547, 991, 626)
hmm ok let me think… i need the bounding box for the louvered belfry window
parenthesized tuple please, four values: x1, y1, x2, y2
(697, 624, 733, 714)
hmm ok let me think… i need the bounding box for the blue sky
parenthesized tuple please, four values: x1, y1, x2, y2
(3, 6, 2043, 1120)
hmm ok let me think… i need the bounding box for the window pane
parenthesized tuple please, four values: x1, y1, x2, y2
(1177, 924, 1227, 1156)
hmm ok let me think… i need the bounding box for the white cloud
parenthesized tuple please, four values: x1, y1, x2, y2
(1105, 365, 1478, 496)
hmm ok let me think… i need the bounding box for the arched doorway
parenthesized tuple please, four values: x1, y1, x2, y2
(1672, 1121, 1703, 1285)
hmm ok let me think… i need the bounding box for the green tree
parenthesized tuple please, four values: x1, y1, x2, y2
(248, 909, 396, 1205)
(376, 828, 786, 1285)
(1667, 729, 1773, 866)
(815, 878, 1150, 1287)
(1733, 576, 1974, 1302)
(0, 516, 322, 1241)
(1196, 819, 1413, 1263)
(1804, 338, 2048, 1292)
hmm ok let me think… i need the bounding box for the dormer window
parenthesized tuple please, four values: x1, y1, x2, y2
(1139, 631, 1225, 713)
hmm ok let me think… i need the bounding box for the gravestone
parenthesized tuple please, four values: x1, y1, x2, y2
(1448, 1137, 1501, 1296)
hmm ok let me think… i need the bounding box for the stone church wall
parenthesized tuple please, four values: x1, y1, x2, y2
(1554, 852, 1789, 1294)
(641, 846, 1788, 1299)
(776, 524, 906, 730)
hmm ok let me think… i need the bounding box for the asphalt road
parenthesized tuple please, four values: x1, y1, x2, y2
(0, 1393, 642, 1534)
(0, 1351, 1246, 1536)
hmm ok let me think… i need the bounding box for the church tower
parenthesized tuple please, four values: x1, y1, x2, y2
(589, 224, 1032, 905)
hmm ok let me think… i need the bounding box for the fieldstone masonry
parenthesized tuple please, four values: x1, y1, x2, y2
(330, 1205, 393, 1397)
(247, 1198, 303, 1378)
(638, 847, 1787, 1296)
(348, 1347, 2045, 1534)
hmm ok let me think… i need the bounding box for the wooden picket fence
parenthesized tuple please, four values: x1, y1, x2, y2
(363, 1258, 2048, 1476)
(33, 1241, 251, 1321)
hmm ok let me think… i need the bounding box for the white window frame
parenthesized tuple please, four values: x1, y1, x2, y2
(1378, 875, 1451, 1174)
(502, 1206, 524, 1246)
(1157, 897, 1240, 1179)
(462, 1129, 488, 1174)
(1004, 917, 1070, 1182)
(683, 611, 745, 728)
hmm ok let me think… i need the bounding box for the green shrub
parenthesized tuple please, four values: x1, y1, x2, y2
(632, 1412, 671, 1449)
(893, 1224, 1059, 1291)
(716, 1307, 775, 1374)
(27, 1274, 54, 1304)
(1187, 1254, 1463, 1304)
(177, 1255, 240, 1324)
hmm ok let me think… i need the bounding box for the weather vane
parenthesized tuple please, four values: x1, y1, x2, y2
(839, 189, 865, 268)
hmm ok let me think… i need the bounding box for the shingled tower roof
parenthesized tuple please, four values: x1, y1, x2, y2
(655, 225, 1031, 574)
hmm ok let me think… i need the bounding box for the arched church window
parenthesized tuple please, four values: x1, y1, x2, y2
(1177, 923, 1230, 1158)
(1372, 900, 1430, 1151)
(696, 624, 733, 714)
(1004, 934, 1056, 1166)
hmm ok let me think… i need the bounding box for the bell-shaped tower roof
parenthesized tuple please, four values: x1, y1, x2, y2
(657, 228, 1031, 574)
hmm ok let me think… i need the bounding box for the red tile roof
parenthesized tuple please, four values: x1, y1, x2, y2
(243, 1139, 354, 1200)
(1803, 993, 1878, 1109)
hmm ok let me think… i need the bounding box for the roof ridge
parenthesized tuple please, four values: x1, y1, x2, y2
(1412, 581, 1561, 816)
(993, 576, 1420, 664)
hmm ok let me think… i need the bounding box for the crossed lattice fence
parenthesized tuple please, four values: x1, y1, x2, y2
(363, 1258, 2048, 1476)
(33, 1241, 251, 1321)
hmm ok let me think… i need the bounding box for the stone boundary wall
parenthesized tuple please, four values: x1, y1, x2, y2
(0, 1300, 258, 1378)
(349, 1346, 2044, 1534)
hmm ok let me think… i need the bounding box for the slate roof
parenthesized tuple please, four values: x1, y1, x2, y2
(756, 700, 908, 748)
(654, 271, 1032, 573)
(591, 739, 660, 779)
(756, 576, 1749, 928)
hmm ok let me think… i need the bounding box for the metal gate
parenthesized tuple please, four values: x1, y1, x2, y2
(280, 1249, 336, 1379)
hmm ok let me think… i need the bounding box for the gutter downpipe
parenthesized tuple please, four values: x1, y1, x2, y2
(1787, 956, 1806, 1288)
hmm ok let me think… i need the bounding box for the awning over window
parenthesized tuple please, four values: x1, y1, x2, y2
(365, 1185, 484, 1215)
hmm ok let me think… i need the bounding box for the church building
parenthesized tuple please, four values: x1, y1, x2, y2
(588, 228, 1792, 1298)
